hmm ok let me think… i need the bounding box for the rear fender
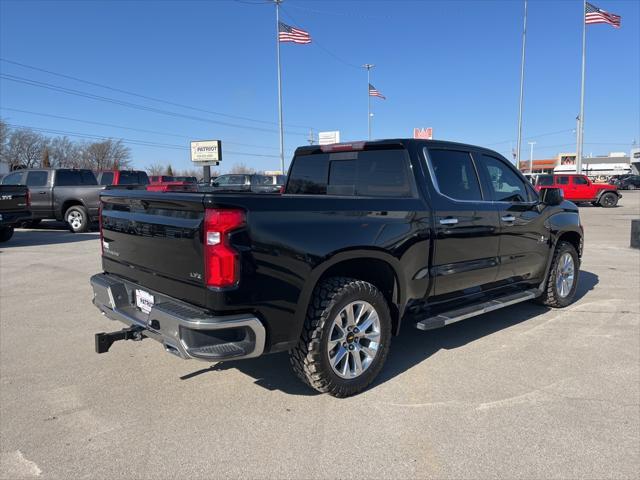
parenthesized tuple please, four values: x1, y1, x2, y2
(291, 249, 407, 340)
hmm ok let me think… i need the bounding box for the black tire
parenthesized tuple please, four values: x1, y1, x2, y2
(537, 241, 580, 308)
(65, 205, 89, 233)
(289, 277, 392, 397)
(599, 192, 618, 208)
(0, 226, 14, 243)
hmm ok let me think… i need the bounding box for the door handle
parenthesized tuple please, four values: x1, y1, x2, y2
(501, 215, 516, 223)
(439, 217, 458, 225)
(38, 191, 46, 194)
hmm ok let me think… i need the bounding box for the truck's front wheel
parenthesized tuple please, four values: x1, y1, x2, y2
(289, 277, 391, 397)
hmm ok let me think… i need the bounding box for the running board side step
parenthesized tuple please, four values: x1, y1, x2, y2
(415, 289, 540, 331)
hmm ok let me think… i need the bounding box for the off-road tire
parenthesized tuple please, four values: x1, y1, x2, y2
(0, 226, 14, 243)
(65, 205, 89, 233)
(289, 277, 392, 397)
(599, 192, 618, 208)
(537, 241, 580, 308)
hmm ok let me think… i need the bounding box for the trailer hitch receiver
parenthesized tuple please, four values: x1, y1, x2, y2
(95, 326, 146, 354)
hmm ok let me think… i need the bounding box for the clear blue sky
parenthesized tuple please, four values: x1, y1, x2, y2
(1, 0, 638, 173)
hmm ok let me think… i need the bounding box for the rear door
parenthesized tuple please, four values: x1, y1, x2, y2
(25, 170, 53, 218)
(476, 153, 548, 284)
(423, 147, 500, 297)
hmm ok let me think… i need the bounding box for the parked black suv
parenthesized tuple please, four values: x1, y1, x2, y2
(90, 139, 583, 396)
(1, 168, 104, 232)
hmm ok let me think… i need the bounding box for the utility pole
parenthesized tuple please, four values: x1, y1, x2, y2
(516, 0, 528, 167)
(363, 64, 375, 140)
(528, 141, 536, 174)
(308, 128, 315, 145)
(274, 0, 285, 174)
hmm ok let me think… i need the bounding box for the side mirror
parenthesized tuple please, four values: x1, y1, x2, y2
(540, 187, 564, 206)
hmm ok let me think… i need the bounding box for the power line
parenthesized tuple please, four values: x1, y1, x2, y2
(486, 128, 575, 147)
(279, 6, 361, 70)
(4, 123, 282, 158)
(0, 107, 280, 150)
(0, 57, 310, 130)
(0, 73, 309, 136)
(284, 1, 392, 20)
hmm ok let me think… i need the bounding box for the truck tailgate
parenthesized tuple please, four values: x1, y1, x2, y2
(101, 191, 207, 307)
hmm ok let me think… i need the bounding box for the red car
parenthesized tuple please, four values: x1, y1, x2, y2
(147, 175, 197, 192)
(535, 174, 621, 207)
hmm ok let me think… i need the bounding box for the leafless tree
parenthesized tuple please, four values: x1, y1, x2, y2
(81, 139, 131, 170)
(49, 136, 83, 168)
(6, 128, 48, 169)
(229, 163, 255, 174)
(0, 119, 9, 168)
(147, 163, 166, 176)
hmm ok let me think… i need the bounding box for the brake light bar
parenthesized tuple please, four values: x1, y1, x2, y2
(320, 142, 366, 152)
(204, 208, 245, 288)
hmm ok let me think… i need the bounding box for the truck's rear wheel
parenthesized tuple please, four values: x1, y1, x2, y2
(65, 205, 89, 233)
(289, 277, 391, 397)
(537, 241, 580, 308)
(0, 226, 14, 243)
(599, 192, 618, 208)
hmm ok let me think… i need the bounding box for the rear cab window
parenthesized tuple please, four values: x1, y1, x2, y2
(99, 172, 114, 185)
(287, 148, 415, 197)
(2, 172, 25, 185)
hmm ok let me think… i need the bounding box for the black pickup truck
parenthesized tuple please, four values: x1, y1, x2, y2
(0, 185, 31, 242)
(90, 139, 583, 397)
(1, 168, 104, 232)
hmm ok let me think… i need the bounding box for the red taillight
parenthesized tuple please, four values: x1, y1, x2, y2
(204, 209, 245, 288)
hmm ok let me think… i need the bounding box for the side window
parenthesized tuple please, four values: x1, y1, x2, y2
(573, 176, 588, 185)
(55, 170, 80, 186)
(481, 155, 529, 203)
(536, 175, 553, 186)
(99, 172, 114, 185)
(26, 171, 49, 187)
(138, 172, 150, 185)
(557, 176, 570, 185)
(215, 176, 229, 185)
(426, 149, 483, 201)
(2, 172, 24, 185)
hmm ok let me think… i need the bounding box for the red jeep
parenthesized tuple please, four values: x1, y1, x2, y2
(535, 174, 621, 208)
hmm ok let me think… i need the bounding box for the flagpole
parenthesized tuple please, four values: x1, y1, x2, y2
(275, 0, 285, 174)
(576, 0, 587, 175)
(516, 0, 527, 168)
(363, 64, 374, 140)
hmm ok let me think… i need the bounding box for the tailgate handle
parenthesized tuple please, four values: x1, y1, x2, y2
(501, 215, 516, 223)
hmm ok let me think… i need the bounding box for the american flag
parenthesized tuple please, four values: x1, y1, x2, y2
(585, 2, 621, 28)
(369, 83, 386, 100)
(278, 22, 311, 44)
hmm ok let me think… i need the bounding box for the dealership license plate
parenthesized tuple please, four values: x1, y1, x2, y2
(135, 289, 154, 314)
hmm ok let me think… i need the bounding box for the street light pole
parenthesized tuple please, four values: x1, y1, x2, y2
(528, 141, 536, 174)
(363, 64, 374, 140)
(516, 0, 528, 167)
(275, 0, 285, 174)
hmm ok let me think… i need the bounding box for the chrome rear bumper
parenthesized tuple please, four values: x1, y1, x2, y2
(90, 273, 265, 361)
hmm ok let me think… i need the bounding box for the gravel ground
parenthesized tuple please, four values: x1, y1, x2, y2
(1, 191, 639, 479)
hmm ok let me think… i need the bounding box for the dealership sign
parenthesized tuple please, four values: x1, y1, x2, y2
(413, 128, 433, 140)
(318, 131, 340, 145)
(190, 140, 222, 165)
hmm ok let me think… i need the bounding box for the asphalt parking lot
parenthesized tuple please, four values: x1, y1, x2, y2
(1, 193, 639, 479)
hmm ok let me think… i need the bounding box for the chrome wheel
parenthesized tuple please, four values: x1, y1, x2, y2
(327, 301, 381, 379)
(555, 252, 575, 298)
(67, 210, 83, 230)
